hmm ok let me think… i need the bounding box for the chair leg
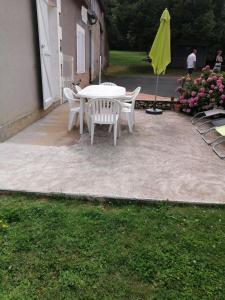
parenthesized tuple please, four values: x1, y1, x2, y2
(73, 112, 78, 127)
(87, 115, 91, 135)
(118, 119, 121, 137)
(85, 112, 89, 130)
(91, 123, 95, 145)
(68, 111, 76, 131)
(114, 122, 118, 146)
(109, 124, 113, 133)
(127, 113, 133, 133)
(132, 111, 135, 128)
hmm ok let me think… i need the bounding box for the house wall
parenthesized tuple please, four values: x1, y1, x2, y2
(61, 0, 90, 87)
(0, 0, 42, 141)
(0, 0, 108, 142)
(61, 0, 108, 87)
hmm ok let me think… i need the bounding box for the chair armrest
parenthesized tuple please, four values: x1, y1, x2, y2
(121, 102, 132, 108)
(119, 95, 132, 103)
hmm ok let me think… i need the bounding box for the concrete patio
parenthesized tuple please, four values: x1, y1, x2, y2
(1, 103, 225, 204)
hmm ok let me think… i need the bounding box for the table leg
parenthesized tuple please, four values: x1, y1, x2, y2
(80, 98, 84, 134)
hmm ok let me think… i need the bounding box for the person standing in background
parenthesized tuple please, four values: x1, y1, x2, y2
(213, 50, 223, 72)
(187, 49, 197, 76)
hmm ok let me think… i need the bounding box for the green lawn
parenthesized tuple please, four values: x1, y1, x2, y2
(109, 51, 148, 66)
(105, 50, 185, 77)
(1, 193, 225, 299)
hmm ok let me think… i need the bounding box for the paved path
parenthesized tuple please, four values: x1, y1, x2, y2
(103, 75, 178, 98)
(1, 107, 225, 204)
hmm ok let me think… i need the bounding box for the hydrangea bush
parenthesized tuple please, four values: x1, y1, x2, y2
(176, 66, 225, 114)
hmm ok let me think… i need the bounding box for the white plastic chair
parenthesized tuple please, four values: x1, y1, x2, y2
(88, 98, 121, 146)
(100, 82, 117, 86)
(63, 87, 81, 131)
(120, 87, 141, 104)
(75, 85, 82, 93)
(120, 87, 141, 132)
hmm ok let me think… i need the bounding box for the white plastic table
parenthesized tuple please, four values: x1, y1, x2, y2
(77, 85, 126, 134)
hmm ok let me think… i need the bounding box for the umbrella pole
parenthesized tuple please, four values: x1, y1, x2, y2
(146, 72, 163, 115)
(153, 74, 159, 110)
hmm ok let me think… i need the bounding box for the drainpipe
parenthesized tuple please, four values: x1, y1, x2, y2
(87, 0, 98, 83)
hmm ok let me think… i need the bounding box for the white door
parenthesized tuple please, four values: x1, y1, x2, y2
(36, 0, 61, 109)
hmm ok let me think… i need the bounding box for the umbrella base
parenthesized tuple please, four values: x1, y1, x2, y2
(146, 108, 163, 115)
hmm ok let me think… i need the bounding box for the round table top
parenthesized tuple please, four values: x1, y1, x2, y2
(77, 85, 126, 99)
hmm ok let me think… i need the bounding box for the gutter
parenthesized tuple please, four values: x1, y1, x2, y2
(97, 0, 105, 12)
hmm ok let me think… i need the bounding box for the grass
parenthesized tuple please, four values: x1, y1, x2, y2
(109, 51, 148, 66)
(1, 193, 225, 299)
(104, 50, 185, 77)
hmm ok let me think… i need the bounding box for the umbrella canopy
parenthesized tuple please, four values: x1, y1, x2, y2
(149, 9, 171, 75)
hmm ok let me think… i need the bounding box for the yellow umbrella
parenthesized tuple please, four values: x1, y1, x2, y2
(150, 8, 171, 75)
(147, 8, 171, 114)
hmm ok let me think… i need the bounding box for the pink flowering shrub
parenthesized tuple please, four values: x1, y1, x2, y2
(176, 66, 225, 114)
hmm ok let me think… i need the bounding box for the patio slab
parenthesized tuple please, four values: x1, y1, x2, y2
(1, 105, 225, 204)
(5, 104, 79, 147)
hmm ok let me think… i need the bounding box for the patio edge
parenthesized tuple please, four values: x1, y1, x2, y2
(0, 189, 225, 207)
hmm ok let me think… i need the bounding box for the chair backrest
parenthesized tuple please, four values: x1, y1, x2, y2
(129, 87, 141, 110)
(120, 87, 141, 109)
(63, 87, 79, 109)
(100, 82, 117, 86)
(89, 98, 121, 124)
(75, 85, 82, 93)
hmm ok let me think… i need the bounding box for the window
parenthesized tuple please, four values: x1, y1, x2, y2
(76, 24, 85, 74)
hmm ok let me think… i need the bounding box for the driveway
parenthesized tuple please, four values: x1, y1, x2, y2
(103, 75, 178, 98)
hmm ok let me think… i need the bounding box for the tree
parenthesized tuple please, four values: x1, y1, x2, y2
(102, 0, 225, 61)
